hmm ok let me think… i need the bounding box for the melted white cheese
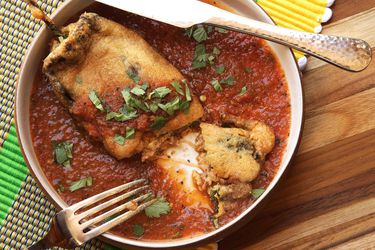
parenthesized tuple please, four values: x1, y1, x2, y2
(156, 132, 211, 210)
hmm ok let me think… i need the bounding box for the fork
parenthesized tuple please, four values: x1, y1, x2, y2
(24, 179, 156, 250)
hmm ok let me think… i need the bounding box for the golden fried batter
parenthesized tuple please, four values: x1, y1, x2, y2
(43, 13, 203, 159)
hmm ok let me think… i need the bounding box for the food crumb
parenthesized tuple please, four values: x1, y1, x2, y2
(199, 95, 207, 102)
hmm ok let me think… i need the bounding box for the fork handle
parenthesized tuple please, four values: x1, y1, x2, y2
(207, 11, 372, 72)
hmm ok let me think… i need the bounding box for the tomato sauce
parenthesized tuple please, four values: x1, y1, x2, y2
(29, 2, 290, 241)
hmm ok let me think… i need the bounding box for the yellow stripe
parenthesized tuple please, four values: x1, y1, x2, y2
(259, 1, 320, 32)
(285, 0, 326, 14)
(293, 50, 305, 59)
(308, 0, 329, 7)
(261, 0, 325, 22)
(269, 16, 304, 32)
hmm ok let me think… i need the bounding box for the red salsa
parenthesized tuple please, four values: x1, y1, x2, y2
(30, 2, 290, 241)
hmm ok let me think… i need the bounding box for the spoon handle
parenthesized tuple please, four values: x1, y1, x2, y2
(207, 12, 372, 72)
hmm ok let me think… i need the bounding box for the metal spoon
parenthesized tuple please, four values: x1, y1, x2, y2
(96, 0, 372, 72)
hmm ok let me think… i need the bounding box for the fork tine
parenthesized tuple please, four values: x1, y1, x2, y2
(83, 197, 157, 241)
(69, 179, 146, 211)
(80, 192, 152, 229)
(76, 185, 149, 221)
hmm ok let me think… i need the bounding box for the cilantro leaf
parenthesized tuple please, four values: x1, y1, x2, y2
(53, 141, 73, 169)
(131, 85, 146, 96)
(127, 67, 140, 83)
(106, 105, 138, 122)
(221, 75, 235, 86)
(192, 26, 208, 43)
(158, 97, 180, 116)
(122, 88, 149, 111)
(146, 102, 159, 113)
(215, 27, 228, 33)
(148, 87, 171, 99)
(89, 90, 105, 112)
(132, 224, 144, 237)
(215, 65, 225, 75)
(179, 100, 190, 113)
(125, 127, 135, 139)
(171, 81, 184, 96)
(114, 134, 125, 145)
(114, 128, 135, 145)
(251, 188, 265, 199)
(144, 197, 171, 218)
(192, 44, 207, 69)
(212, 217, 219, 229)
(182, 80, 192, 101)
(211, 79, 222, 92)
(150, 116, 167, 130)
(206, 25, 213, 33)
(69, 176, 93, 192)
(212, 47, 220, 55)
(185, 27, 194, 37)
(238, 86, 248, 96)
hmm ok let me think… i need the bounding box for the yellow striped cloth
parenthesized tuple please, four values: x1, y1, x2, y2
(256, 0, 334, 69)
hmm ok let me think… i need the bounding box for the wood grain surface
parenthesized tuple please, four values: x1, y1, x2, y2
(219, 2, 375, 249)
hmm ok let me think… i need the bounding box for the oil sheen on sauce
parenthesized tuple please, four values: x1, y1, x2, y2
(30, 2, 290, 241)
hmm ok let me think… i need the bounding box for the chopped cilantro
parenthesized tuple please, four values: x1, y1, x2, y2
(122, 88, 149, 111)
(69, 176, 93, 192)
(185, 26, 194, 37)
(215, 65, 225, 75)
(132, 224, 144, 237)
(212, 47, 220, 55)
(75, 75, 83, 84)
(192, 44, 208, 69)
(127, 67, 140, 83)
(114, 128, 135, 145)
(208, 54, 215, 65)
(212, 217, 219, 229)
(144, 197, 171, 218)
(158, 97, 180, 116)
(171, 81, 184, 96)
(89, 90, 105, 112)
(150, 116, 167, 130)
(53, 141, 73, 169)
(238, 86, 248, 96)
(245, 67, 253, 73)
(114, 134, 125, 145)
(221, 75, 235, 86)
(147, 102, 159, 113)
(211, 79, 222, 92)
(251, 188, 265, 199)
(125, 127, 136, 139)
(206, 25, 213, 33)
(193, 26, 208, 43)
(182, 80, 192, 101)
(131, 85, 146, 96)
(215, 27, 228, 33)
(106, 105, 138, 122)
(148, 87, 171, 99)
(210, 189, 219, 213)
(179, 100, 190, 113)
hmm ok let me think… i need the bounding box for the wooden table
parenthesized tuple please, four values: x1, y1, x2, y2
(219, 2, 375, 249)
